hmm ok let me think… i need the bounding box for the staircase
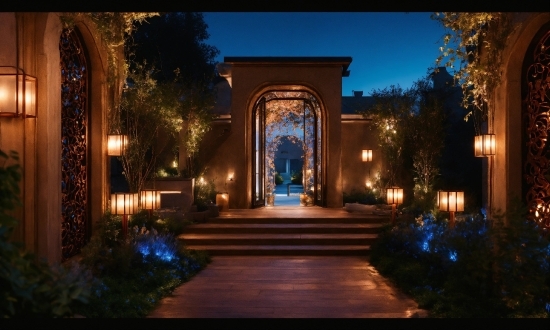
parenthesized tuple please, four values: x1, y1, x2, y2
(178, 208, 387, 256)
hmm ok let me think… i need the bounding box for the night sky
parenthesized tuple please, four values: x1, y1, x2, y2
(203, 12, 450, 96)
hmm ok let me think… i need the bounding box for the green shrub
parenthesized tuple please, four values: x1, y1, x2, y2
(275, 172, 284, 185)
(370, 208, 550, 318)
(0, 150, 89, 318)
(290, 170, 302, 185)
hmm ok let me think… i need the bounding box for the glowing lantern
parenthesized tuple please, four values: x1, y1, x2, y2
(110, 192, 138, 238)
(0, 66, 37, 118)
(386, 187, 403, 224)
(362, 149, 373, 162)
(474, 134, 495, 157)
(438, 190, 464, 227)
(107, 134, 128, 156)
(216, 193, 229, 212)
(140, 189, 161, 210)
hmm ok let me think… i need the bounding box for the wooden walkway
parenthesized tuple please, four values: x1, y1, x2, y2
(148, 256, 427, 318)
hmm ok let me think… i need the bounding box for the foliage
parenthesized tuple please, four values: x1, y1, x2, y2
(60, 12, 158, 87)
(431, 12, 516, 126)
(76, 211, 210, 317)
(0, 150, 90, 318)
(343, 188, 383, 206)
(275, 172, 284, 185)
(370, 204, 550, 317)
(290, 170, 303, 185)
(194, 177, 217, 211)
(365, 85, 414, 187)
(363, 77, 449, 211)
(128, 13, 219, 175)
(119, 63, 183, 193)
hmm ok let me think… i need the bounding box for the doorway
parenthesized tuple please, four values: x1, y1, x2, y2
(252, 90, 323, 208)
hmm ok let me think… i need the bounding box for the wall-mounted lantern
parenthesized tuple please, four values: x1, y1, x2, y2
(0, 66, 37, 118)
(438, 190, 464, 228)
(362, 149, 373, 162)
(386, 187, 403, 224)
(107, 134, 128, 156)
(474, 134, 495, 157)
(110, 192, 138, 238)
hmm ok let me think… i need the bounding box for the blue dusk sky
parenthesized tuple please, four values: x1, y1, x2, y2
(203, 12, 451, 97)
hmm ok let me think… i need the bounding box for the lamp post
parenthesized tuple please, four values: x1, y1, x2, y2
(386, 187, 403, 224)
(474, 134, 495, 157)
(0, 66, 37, 118)
(140, 189, 161, 218)
(110, 192, 138, 239)
(438, 191, 464, 228)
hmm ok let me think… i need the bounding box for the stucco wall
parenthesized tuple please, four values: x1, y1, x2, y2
(341, 119, 382, 199)
(0, 13, 112, 263)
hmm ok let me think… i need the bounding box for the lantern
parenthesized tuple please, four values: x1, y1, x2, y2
(438, 190, 464, 227)
(0, 66, 37, 118)
(386, 187, 403, 224)
(140, 189, 161, 216)
(474, 134, 495, 157)
(362, 149, 373, 162)
(107, 134, 128, 156)
(110, 193, 138, 238)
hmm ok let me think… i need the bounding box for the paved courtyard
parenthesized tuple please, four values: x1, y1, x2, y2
(148, 256, 427, 318)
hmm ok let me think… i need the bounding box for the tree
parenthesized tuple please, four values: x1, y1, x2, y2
(127, 13, 220, 176)
(119, 64, 183, 193)
(364, 85, 415, 188)
(407, 78, 448, 211)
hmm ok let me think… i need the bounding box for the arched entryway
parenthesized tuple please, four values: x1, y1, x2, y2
(251, 89, 324, 208)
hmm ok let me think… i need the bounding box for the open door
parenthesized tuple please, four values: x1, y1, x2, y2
(252, 97, 266, 207)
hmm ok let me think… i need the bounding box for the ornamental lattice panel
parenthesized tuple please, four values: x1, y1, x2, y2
(523, 28, 550, 230)
(60, 28, 89, 260)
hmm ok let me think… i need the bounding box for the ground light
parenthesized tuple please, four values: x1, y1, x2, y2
(110, 192, 138, 238)
(386, 187, 403, 224)
(438, 190, 464, 227)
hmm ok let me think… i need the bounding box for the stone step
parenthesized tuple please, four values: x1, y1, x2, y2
(182, 223, 383, 234)
(181, 244, 371, 256)
(179, 233, 378, 246)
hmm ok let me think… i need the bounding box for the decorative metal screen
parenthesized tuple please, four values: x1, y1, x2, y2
(60, 28, 89, 260)
(523, 28, 550, 229)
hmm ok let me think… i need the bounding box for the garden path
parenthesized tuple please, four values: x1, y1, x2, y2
(147, 256, 427, 318)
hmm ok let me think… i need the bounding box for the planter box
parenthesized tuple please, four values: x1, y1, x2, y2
(145, 178, 194, 211)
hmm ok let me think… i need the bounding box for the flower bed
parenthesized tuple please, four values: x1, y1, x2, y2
(370, 207, 550, 317)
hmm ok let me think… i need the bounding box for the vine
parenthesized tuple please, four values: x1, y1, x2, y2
(432, 12, 517, 128)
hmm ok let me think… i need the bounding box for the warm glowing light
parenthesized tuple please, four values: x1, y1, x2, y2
(362, 149, 373, 162)
(140, 189, 161, 210)
(107, 134, 128, 156)
(386, 187, 403, 205)
(172, 160, 178, 168)
(366, 180, 372, 188)
(216, 192, 229, 212)
(438, 191, 464, 212)
(110, 193, 138, 215)
(0, 66, 37, 118)
(474, 134, 496, 157)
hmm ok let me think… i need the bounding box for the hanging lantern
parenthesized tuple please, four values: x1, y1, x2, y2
(0, 66, 37, 118)
(386, 187, 403, 205)
(140, 189, 161, 210)
(362, 149, 373, 162)
(474, 134, 496, 157)
(107, 134, 128, 156)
